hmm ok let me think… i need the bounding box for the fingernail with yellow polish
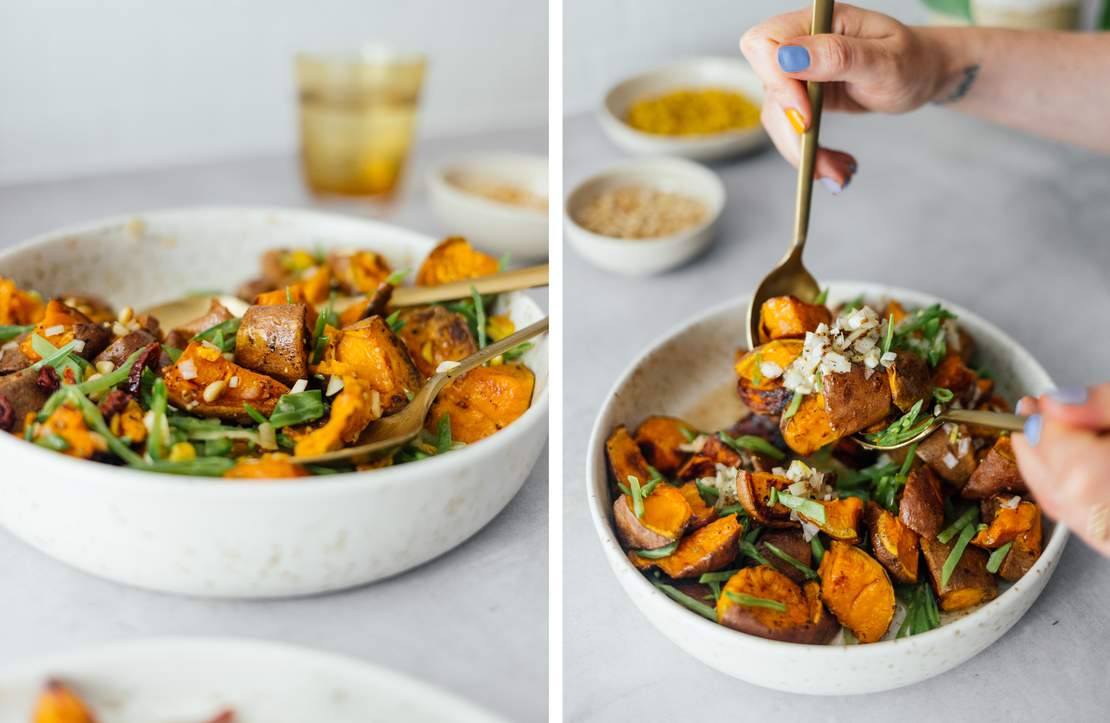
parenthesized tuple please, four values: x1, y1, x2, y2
(784, 108, 806, 135)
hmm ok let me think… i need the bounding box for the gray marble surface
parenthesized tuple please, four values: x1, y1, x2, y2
(563, 110, 1110, 720)
(0, 125, 548, 723)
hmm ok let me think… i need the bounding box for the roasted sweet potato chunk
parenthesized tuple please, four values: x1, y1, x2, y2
(932, 354, 978, 404)
(646, 514, 743, 579)
(606, 425, 653, 491)
(758, 295, 832, 342)
(328, 249, 393, 294)
(675, 434, 742, 480)
(0, 366, 51, 434)
(234, 303, 310, 386)
(163, 342, 290, 422)
(817, 541, 896, 643)
(35, 404, 106, 459)
(780, 393, 838, 456)
(973, 496, 1039, 548)
(425, 363, 534, 444)
(395, 305, 478, 378)
(20, 300, 110, 362)
(295, 377, 380, 457)
(899, 466, 945, 538)
(801, 496, 863, 543)
(0, 277, 44, 325)
(94, 328, 158, 370)
(921, 535, 998, 611)
(866, 502, 919, 583)
(633, 415, 693, 476)
(678, 481, 717, 529)
(415, 236, 499, 286)
(998, 509, 1042, 582)
(223, 454, 311, 479)
(886, 352, 932, 413)
(963, 436, 1027, 499)
(717, 567, 838, 644)
(915, 424, 977, 485)
(613, 484, 693, 550)
(172, 298, 235, 340)
(736, 470, 793, 527)
(757, 529, 814, 584)
(822, 364, 893, 438)
(32, 679, 97, 723)
(314, 316, 422, 415)
(734, 339, 802, 417)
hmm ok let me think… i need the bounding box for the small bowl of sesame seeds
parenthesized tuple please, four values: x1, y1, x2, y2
(565, 157, 725, 276)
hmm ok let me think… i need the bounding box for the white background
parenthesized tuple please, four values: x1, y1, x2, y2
(0, 0, 548, 184)
(563, 0, 1105, 114)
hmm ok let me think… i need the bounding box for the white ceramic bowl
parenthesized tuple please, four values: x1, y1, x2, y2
(600, 57, 769, 161)
(586, 282, 1066, 694)
(427, 152, 548, 260)
(0, 637, 505, 722)
(0, 207, 549, 599)
(565, 157, 725, 276)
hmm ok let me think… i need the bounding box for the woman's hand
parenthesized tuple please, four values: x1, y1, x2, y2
(739, 4, 950, 192)
(1013, 385, 1110, 557)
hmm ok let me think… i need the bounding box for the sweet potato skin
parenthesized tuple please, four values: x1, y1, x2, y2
(172, 298, 235, 340)
(757, 529, 814, 584)
(867, 502, 920, 583)
(921, 535, 998, 611)
(736, 470, 794, 527)
(932, 354, 979, 405)
(998, 510, 1042, 582)
(675, 434, 741, 480)
(818, 541, 895, 643)
(315, 316, 422, 415)
(0, 366, 51, 434)
(234, 304, 310, 386)
(605, 425, 653, 491)
(613, 484, 693, 550)
(717, 567, 838, 644)
(425, 363, 534, 444)
(962, 436, 1027, 500)
(20, 299, 111, 362)
(328, 249, 393, 294)
(678, 481, 717, 529)
(94, 329, 158, 370)
(758, 295, 832, 342)
(634, 415, 693, 476)
(395, 306, 478, 378)
(822, 364, 893, 438)
(649, 514, 743, 579)
(735, 339, 802, 417)
(163, 342, 290, 422)
(916, 425, 977, 485)
(415, 236, 500, 286)
(886, 352, 932, 413)
(899, 466, 945, 538)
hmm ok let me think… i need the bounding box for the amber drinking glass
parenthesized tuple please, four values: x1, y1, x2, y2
(296, 47, 426, 197)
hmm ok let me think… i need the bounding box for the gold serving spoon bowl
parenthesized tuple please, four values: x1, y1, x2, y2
(746, 0, 833, 350)
(143, 263, 549, 332)
(294, 316, 549, 465)
(854, 408, 1027, 452)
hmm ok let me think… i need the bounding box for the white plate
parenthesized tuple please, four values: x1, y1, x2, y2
(600, 57, 769, 161)
(427, 152, 548, 260)
(586, 282, 1066, 694)
(0, 637, 506, 723)
(0, 207, 549, 598)
(564, 157, 724, 276)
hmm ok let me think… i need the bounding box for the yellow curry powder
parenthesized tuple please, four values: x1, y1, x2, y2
(626, 88, 760, 136)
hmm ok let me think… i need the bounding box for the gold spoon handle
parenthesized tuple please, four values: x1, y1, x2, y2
(944, 408, 1027, 433)
(391, 264, 549, 307)
(791, 0, 835, 260)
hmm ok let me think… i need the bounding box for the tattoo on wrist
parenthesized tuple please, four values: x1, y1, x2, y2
(935, 64, 980, 105)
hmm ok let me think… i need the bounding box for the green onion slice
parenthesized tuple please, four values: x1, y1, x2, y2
(986, 541, 1013, 574)
(653, 581, 716, 621)
(635, 539, 679, 559)
(941, 522, 977, 587)
(725, 591, 787, 613)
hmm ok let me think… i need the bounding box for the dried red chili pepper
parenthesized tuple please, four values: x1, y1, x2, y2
(35, 365, 60, 394)
(99, 389, 131, 418)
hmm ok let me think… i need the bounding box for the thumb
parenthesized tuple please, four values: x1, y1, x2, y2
(776, 34, 889, 84)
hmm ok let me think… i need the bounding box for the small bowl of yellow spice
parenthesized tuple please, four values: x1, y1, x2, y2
(600, 57, 768, 161)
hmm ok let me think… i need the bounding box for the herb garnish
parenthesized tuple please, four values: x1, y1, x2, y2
(782, 391, 804, 421)
(896, 582, 941, 638)
(814, 288, 829, 306)
(986, 541, 1013, 573)
(932, 387, 954, 403)
(768, 487, 827, 525)
(941, 521, 978, 587)
(471, 285, 487, 349)
(268, 390, 325, 429)
(725, 591, 787, 613)
(636, 539, 679, 559)
(937, 506, 979, 544)
(652, 580, 716, 620)
(192, 318, 241, 354)
(864, 399, 935, 448)
(764, 541, 819, 580)
(718, 431, 785, 461)
(0, 324, 33, 343)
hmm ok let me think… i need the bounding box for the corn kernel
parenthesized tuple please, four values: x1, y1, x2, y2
(168, 442, 196, 462)
(486, 315, 515, 342)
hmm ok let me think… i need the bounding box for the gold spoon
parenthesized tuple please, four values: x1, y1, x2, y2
(294, 316, 549, 465)
(746, 0, 835, 350)
(143, 264, 550, 331)
(854, 408, 1027, 452)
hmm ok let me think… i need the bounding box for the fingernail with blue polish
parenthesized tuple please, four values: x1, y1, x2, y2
(1023, 414, 1042, 446)
(778, 45, 811, 73)
(1047, 387, 1088, 405)
(820, 177, 843, 195)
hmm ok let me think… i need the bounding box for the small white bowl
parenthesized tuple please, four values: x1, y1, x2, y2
(0, 637, 505, 722)
(427, 152, 548, 260)
(0, 207, 549, 599)
(586, 282, 1066, 694)
(600, 57, 769, 161)
(565, 157, 725, 276)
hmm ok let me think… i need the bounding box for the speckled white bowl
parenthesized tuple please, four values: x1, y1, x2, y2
(586, 282, 1067, 694)
(0, 207, 548, 598)
(599, 57, 769, 161)
(0, 637, 506, 722)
